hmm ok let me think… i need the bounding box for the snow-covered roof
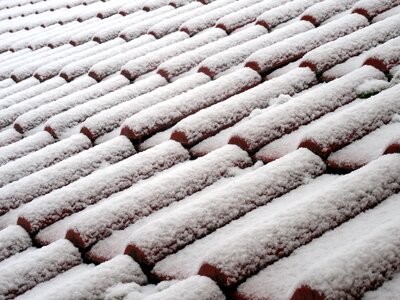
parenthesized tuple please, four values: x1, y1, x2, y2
(0, 0, 399, 299)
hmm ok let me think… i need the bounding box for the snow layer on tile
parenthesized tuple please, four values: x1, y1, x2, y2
(121, 28, 225, 81)
(10, 77, 96, 133)
(18, 255, 146, 300)
(300, 15, 400, 73)
(292, 217, 400, 299)
(19, 141, 188, 235)
(121, 68, 261, 140)
(60, 36, 155, 82)
(44, 75, 167, 138)
(81, 73, 210, 141)
(363, 36, 400, 72)
(199, 21, 314, 77)
(254, 99, 363, 162)
(89, 31, 188, 81)
(33, 40, 123, 82)
(300, 83, 400, 157)
(148, 0, 235, 38)
(60, 145, 250, 248)
(86, 168, 258, 263)
(0, 131, 54, 166)
(14, 75, 129, 133)
(125, 149, 325, 266)
(0, 128, 22, 148)
(0, 47, 51, 80)
(352, 0, 400, 19)
(15, 265, 94, 300)
(70, 14, 124, 45)
(0, 77, 66, 118)
(216, 0, 293, 33)
(119, 2, 202, 41)
(300, 0, 360, 26)
(246, 14, 368, 74)
(327, 122, 400, 170)
(372, 4, 400, 23)
(92, 9, 161, 43)
(11, 43, 92, 82)
(199, 154, 400, 287)
(0, 225, 31, 262)
(256, 0, 322, 30)
(0, 77, 39, 99)
(0, 78, 15, 89)
(172, 68, 316, 145)
(0, 239, 81, 299)
(230, 66, 385, 152)
(143, 276, 225, 300)
(0, 134, 91, 188)
(363, 271, 400, 300)
(153, 174, 337, 280)
(158, 25, 267, 80)
(0, 136, 134, 215)
(180, 0, 262, 36)
(236, 192, 400, 300)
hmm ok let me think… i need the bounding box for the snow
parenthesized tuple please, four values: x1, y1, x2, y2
(200, 153, 400, 287)
(254, 99, 363, 163)
(300, 83, 400, 157)
(92, 10, 159, 43)
(180, 0, 262, 36)
(19, 140, 188, 235)
(44, 75, 167, 138)
(125, 148, 325, 266)
(0, 77, 66, 113)
(17, 255, 146, 300)
(14, 75, 129, 133)
(0, 134, 91, 188)
(119, 2, 202, 41)
(171, 67, 316, 145)
(60, 35, 154, 82)
(236, 193, 400, 300)
(81, 73, 210, 141)
(0, 225, 31, 262)
(229, 66, 385, 152)
(121, 68, 261, 140)
(363, 36, 400, 72)
(70, 14, 123, 45)
(153, 174, 337, 280)
(363, 271, 400, 300)
(0, 47, 51, 79)
(300, 15, 400, 73)
(0, 136, 135, 215)
(0, 131, 54, 166)
(0, 77, 39, 99)
(198, 20, 314, 77)
(121, 28, 226, 80)
(33, 39, 123, 82)
(372, 4, 400, 23)
(143, 276, 225, 300)
(216, 0, 293, 33)
(293, 218, 400, 299)
(158, 25, 266, 80)
(300, 0, 360, 25)
(89, 32, 188, 81)
(11, 43, 92, 82)
(246, 14, 368, 73)
(43, 145, 251, 248)
(147, 0, 235, 38)
(8, 76, 96, 133)
(0, 128, 22, 148)
(327, 121, 400, 169)
(0, 239, 82, 299)
(352, 0, 400, 19)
